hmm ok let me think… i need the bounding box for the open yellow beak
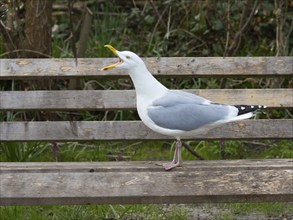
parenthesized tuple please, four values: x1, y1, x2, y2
(101, 45, 123, 71)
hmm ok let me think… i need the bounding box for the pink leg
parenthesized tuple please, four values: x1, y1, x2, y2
(163, 139, 182, 171)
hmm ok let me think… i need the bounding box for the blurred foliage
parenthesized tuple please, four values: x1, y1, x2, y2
(73, 0, 292, 57)
(1, 0, 292, 57)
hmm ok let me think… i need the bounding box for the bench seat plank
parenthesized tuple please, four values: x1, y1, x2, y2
(0, 160, 292, 205)
(0, 57, 292, 79)
(1, 159, 291, 173)
(1, 89, 292, 110)
(1, 120, 292, 141)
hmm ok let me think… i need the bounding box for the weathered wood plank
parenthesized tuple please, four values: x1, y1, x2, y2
(0, 160, 292, 205)
(1, 89, 292, 110)
(0, 57, 292, 79)
(1, 160, 291, 173)
(1, 120, 292, 141)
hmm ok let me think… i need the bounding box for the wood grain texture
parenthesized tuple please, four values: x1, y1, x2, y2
(0, 57, 292, 79)
(1, 160, 292, 205)
(1, 159, 291, 173)
(1, 120, 292, 141)
(1, 89, 292, 110)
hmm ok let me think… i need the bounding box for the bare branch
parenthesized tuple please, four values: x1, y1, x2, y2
(182, 142, 205, 160)
(227, 0, 259, 56)
(0, 49, 52, 58)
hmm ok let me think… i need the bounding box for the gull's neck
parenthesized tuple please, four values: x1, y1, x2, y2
(128, 64, 167, 100)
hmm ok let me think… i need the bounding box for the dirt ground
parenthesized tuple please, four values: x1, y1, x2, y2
(163, 204, 293, 220)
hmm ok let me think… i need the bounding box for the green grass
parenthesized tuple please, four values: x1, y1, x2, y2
(1, 140, 292, 163)
(1, 203, 292, 220)
(0, 204, 189, 220)
(1, 139, 292, 163)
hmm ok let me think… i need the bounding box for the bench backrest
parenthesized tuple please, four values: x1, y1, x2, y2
(0, 57, 292, 141)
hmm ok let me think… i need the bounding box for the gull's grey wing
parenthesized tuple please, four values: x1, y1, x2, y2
(148, 103, 232, 131)
(148, 91, 233, 131)
(152, 90, 211, 107)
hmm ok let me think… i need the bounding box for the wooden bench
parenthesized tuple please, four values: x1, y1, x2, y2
(0, 57, 292, 205)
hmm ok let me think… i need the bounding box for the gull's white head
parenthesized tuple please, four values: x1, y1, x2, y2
(101, 45, 145, 71)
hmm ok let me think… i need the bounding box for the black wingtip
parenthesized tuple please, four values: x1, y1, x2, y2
(234, 105, 267, 115)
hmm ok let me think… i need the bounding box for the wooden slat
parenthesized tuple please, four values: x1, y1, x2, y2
(0, 160, 292, 205)
(0, 57, 292, 79)
(1, 89, 292, 110)
(1, 120, 292, 141)
(1, 159, 291, 173)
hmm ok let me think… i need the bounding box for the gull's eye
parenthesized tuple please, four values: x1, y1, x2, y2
(126, 55, 130, 59)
